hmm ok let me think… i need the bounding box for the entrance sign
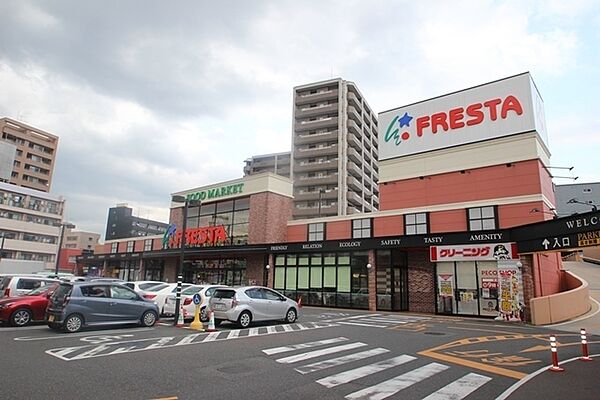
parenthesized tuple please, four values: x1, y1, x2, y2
(430, 243, 517, 262)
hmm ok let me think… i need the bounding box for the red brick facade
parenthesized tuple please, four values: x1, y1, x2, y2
(407, 251, 436, 314)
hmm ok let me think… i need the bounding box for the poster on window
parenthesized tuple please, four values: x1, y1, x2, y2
(438, 274, 454, 296)
(496, 260, 523, 321)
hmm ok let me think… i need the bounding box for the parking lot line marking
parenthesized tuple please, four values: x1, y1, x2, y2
(276, 342, 368, 364)
(13, 327, 154, 341)
(295, 347, 390, 374)
(248, 328, 260, 336)
(337, 321, 387, 328)
(422, 372, 492, 400)
(71, 344, 112, 360)
(281, 324, 294, 332)
(177, 333, 201, 346)
(202, 332, 220, 342)
(266, 326, 278, 334)
(263, 337, 349, 355)
(227, 330, 240, 340)
(316, 354, 417, 388)
(345, 362, 449, 400)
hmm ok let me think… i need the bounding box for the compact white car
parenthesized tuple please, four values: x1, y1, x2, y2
(124, 281, 165, 293)
(163, 284, 227, 321)
(0, 275, 59, 298)
(141, 283, 192, 316)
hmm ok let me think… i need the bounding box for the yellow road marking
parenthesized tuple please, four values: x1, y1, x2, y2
(520, 340, 600, 353)
(418, 349, 526, 379)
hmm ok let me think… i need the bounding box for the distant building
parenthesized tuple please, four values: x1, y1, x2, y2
(0, 181, 65, 272)
(555, 183, 600, 216)
(291, 78, 379, 219)
(105, 204, 168, 240)
(63, 228, 100, 251)
(0, 141, 16, 182)
(0, 117, 59, 193)
(243, 152, 291, 178)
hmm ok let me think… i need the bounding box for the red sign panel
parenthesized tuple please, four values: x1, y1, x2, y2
(168, 226, 228, 248)
(430, 243, 517, 262)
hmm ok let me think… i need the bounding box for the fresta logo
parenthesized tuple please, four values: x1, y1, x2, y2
(384, 95, 524, 147)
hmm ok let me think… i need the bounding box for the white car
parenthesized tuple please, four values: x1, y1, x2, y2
(141, 283, 192, 316)
(124, 281, 165, 293)
(163, 285, 227, 321)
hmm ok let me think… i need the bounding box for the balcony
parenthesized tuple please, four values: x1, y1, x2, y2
(296, 103, 338, 118)
(347, 160, 362, 179)
(295, 144, 338, 158)
(348, 119, 361, 135)
(348, 147, 361, 164)
(348, 92, 361, 108)
(294, 174, 339, 187)
(347, 190, 362, 206)
(293, 204, 337, 218)
(348, 131, 362, 150)
(346, 206, 361, 215)
(295, 117, 338, 133)
(295, 89, 339, 106)
(294, 188, 339, 202)
(294, 130, 338, 145)
(294, 159, 338, 173)
(348, 105, 362, 123)
(347, 175, 361, 191)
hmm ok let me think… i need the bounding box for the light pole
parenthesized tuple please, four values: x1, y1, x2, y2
(171, 195, 201, 325)
(318, 188, 325, 218)
(55, 222, 76, 275)
(264, 264, 270, 287)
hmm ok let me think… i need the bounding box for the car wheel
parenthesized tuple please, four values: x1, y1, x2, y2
(11, 308, 32, 327)
(237, 311, 252, 328)
(141, 310, 157, 327)
(284, 308, 297, 324)
(63, 314, 83, 333)
(200, 307, 208, 322)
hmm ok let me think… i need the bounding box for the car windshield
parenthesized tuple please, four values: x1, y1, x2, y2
(212, 289, 235, 299)
(27, 283, 58, 296)
(182, 286, 203, 295)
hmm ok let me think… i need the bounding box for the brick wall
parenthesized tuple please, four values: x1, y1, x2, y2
(408, 251, 436, 313)
(520, 254, 535, 322)
(249, 192, 293, 244)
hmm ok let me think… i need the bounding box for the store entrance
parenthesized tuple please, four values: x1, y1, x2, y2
(376, 250, 408, 311)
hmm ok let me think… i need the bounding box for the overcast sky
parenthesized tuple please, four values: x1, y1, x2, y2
(1, 0, 599, 239)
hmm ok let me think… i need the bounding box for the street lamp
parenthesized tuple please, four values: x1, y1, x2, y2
(567, 198, 598, 212)
(265, 264, 270, 287)
(55, 222, 76, 275)
(171, 195, 201, 325)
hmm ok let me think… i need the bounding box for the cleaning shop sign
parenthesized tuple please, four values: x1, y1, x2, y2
(185, 183, 244, 201)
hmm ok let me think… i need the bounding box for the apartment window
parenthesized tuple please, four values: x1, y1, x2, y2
(468, 206, 497, 231)
(144, 239, 153, 251)
(308, 223, 325, 241)
(405, 213, 428, 235)
(126, 241, 134, 252)
(352, 218, 372, 238)
(110, 242, 118, 253)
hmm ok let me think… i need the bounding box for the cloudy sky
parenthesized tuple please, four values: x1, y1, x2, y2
(1, 0, 599, 238)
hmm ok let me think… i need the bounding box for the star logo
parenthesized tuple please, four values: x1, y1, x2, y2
(398, 112, 412, 128)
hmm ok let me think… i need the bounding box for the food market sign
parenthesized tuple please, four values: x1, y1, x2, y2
(378, 73, 548, 160)
(185, 183, 244, 201)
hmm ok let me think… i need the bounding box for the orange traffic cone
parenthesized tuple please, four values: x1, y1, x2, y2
(206, 310, 217, 332)
(175, 303, 185, 327)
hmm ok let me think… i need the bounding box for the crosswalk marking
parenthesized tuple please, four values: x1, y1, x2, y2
(277, 342, 368, 364)
(295, 348, 390, 374)
(262, 337, 348, 355)
(177, 333, 200, 346)
(345, 362, 449, 400)
(281, 324, 294, 332)
(202, 332, 221, 342)
(248, 328, 260, 336)
(421, 373, 491, 400)
(266, 326, 278, 334)
(316, 355, 417, 388)
(226, 330, 240, 340)
(337, 321, 388, 328)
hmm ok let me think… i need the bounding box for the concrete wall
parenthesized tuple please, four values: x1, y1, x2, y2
(530, 270, 590, 325)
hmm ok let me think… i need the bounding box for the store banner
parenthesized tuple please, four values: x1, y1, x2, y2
(430, 243, 517, 261)
(496, 260, 524, 321)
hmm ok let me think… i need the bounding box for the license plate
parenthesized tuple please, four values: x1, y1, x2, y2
(214, 303, 225, 311)
(48, 315, 55, 322)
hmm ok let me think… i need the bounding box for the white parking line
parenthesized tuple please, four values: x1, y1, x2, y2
(295, 348, 390, 374)
(13, 327, 155, 341)
(422, 373, 492, 400)
(262, 337, 348, 355)
(337, 321, 387, 328)
(276, 342, 367, 364)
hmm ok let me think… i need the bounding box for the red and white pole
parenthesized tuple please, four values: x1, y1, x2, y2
(580, 328, 593, 361)
(548, 334, 564, 372)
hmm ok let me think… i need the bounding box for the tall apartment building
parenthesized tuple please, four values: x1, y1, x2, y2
(0, 117, 58, 193)
(0, 181, 65, 271)
(243, 152, 291, 178)
(105, 204, 169, 240)
(291, 78, 379, 219)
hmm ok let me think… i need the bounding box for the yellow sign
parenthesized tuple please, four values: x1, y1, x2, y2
(578, 230, 600, 247)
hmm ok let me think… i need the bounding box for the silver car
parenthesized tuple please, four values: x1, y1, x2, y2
(208, 286, 299, 328)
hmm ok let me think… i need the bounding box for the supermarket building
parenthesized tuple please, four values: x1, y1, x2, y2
(78, 73, 593, 323)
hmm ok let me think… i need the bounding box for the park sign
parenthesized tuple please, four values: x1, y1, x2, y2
(185, 183, 244, 201)
(378, 72, 548, 161)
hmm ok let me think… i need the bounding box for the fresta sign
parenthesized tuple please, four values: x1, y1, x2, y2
(185, 183, 244, 201)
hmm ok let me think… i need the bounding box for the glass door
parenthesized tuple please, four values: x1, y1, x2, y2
(456, 261, 478, 315)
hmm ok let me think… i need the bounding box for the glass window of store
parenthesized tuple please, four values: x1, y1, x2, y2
(273, 251, 369, 309)
(352, 219, 372, 238)
(126, 241, 134, 252)
(144, 239, 153, 251)
(468, 206, 497, 231)
(183, 258, 246, 285)
(376, 250, 408, 311)
(405, 213, 428, 235)
(186, 197, 249, 246)
(110, 242, 118, 253)
(308, 223, 325, 241)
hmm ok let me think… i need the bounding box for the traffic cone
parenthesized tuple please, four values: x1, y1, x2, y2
(206, 310, 217, 332)
(175, 303, 185, 327)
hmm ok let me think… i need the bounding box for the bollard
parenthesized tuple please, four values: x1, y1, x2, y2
(580, 328, 593, 361)
(548, 334, 564, 372)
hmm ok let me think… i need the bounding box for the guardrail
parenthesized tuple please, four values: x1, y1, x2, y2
(530, 270, 590, 325)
